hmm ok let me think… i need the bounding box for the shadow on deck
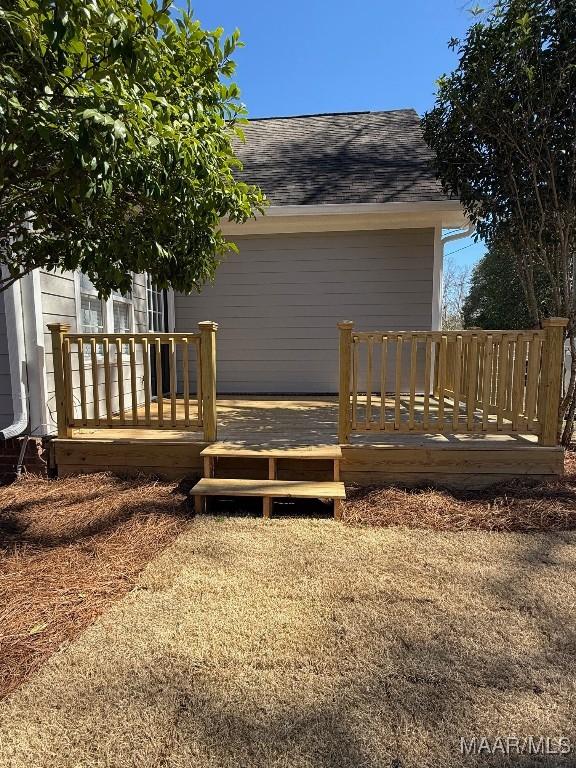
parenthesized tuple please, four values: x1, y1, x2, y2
(67, 396, 539, 449)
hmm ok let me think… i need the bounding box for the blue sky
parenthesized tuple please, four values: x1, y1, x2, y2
(181, 0, 485, 271)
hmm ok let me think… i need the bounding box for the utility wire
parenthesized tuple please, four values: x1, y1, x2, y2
(445, 242, 477, 256)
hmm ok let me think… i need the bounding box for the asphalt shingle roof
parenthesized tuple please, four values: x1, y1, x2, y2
(233, 109, 446, 206)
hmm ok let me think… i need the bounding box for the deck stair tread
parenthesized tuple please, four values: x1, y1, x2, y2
(192, 478, 346, 499)
(200, 443, 342, 459)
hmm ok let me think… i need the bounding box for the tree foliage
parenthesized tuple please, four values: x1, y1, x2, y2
(422, 0, 576, 443)
(462, 243, 550, 329)
(0, 0, 266, 297)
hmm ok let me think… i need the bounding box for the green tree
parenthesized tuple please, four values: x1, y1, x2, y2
(462, 244, 550, 329)
(0, 0, 265, 297)
(422, 0, 576, 444)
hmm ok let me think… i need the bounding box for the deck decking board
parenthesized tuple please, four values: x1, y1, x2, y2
(52, 396, 563, 488)
(67, 396, 538, 448)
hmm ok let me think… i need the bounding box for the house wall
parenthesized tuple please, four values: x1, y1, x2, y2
(175, 228, 435, 393)
(0, 292, 14, 429)
(41, 269, 77, 431)
(1, 437, 47, 484)
(42, 270, 149, 430)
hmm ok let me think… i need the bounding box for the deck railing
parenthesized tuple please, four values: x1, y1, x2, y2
(48, 321, 218, 441)
(338, 318, 567, 445)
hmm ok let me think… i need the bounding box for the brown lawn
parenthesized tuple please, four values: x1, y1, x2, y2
(0, 460, 575, 767)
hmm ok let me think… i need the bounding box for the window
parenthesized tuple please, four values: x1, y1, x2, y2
(79, 273, 104, 330)
(78, 273, 104, 355)
(146, 275, 167, 332)
(76, 272, 134, 351)
(80, 294, 104, 334)
(113, 300, 131, 334)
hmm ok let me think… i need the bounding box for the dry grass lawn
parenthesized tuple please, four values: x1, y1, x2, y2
(1, 514, 575, 768)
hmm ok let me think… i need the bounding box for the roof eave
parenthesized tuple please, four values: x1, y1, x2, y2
(221, 201, 468, 236)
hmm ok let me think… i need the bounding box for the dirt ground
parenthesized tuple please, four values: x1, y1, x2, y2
(1, 512, 575, 768)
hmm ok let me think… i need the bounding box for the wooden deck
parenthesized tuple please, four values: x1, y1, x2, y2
(66, 395, 539, 447)
(51, 396, 562, 489)
(47, 320, 567, 491)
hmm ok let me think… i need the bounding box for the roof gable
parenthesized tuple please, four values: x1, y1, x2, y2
(233, 109, 446, 206)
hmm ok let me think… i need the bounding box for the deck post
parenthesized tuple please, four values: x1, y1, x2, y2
(48, 323, 72, 438)
(538, 317, 568, 446)
(199, 321, 218, 442)
(338, 321, 354, 444)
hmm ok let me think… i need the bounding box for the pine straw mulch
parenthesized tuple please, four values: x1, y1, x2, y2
(343, 449, 576, 532)
(0, 472, 190, 700)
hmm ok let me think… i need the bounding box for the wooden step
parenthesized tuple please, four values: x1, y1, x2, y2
(192, 478, 346, 498)
(200, 443, 342, 460)
(191, 478, 346, 519)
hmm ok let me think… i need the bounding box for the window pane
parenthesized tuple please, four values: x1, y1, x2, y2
(113, 301, 131, 333)
(80, 295, 103, 333)
(146, 275, 166, 332)
(80, 272, 97, 294)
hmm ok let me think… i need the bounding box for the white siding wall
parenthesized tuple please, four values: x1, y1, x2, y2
(42, 269, 77, 430)
(42, 270, 149, 429)
(0, 292, 14, 428)
(175, 228, 435, 393)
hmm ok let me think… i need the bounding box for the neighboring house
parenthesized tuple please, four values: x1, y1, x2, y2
(0, 109, 467, 473)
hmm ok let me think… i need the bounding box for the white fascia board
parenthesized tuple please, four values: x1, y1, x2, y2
(221, 201, 468, 235)
(263, 201, 463, 217)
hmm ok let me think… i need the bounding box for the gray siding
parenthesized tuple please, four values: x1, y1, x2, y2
(175, 229, 435, 393)
(41, 270, 149, 428)
(0, 292, 14, 428)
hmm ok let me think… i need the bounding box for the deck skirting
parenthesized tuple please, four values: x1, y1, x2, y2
(51, 439, 563, 490)
(51, 439, 207, 479)
(340, 444, 563, 489)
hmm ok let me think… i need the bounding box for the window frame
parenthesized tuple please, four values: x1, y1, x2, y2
(110, 290, 134, 336)
(74, 272, 135, 355)
(77, 273, 105, 334)
(146, 275, 168, 332)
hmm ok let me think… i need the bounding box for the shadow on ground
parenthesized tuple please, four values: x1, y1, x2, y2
(0, 514, 574, 768)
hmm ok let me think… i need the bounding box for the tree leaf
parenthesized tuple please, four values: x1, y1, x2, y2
(113, 119, 127, 139)
(140, 0, 154, 21)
